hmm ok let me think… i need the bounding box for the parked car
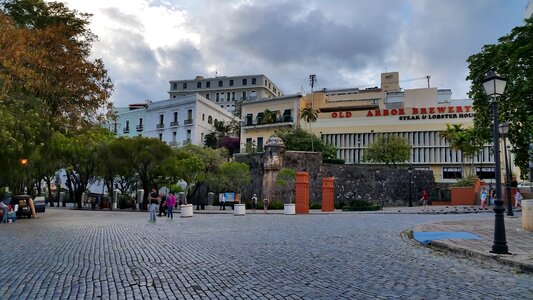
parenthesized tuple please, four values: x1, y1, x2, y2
(33, 196, 46, 213)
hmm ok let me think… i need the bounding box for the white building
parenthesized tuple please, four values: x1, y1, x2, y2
(168, 74, 284, 113)
(113, 94, 238, 147)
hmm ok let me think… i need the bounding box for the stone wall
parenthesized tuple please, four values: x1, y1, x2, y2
(235, 151, 435, 207)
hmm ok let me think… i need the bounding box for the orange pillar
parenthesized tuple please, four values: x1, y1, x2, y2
(321, 177, 335, 212)
(295, 172, 309, 214)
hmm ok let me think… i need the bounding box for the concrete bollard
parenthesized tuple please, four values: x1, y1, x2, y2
(522, 199, 533, 231)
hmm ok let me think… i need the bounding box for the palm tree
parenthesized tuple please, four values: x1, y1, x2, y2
(440, 124, 482, 178)
(300, 106, 318, 151)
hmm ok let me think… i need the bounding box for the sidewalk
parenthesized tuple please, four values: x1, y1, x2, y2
(413, 210, 533, 273)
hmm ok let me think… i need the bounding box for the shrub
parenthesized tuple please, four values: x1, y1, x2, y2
(309, 203, 321, 209)
(450, 174, 478, 187)
(323, 158, 345, 164)
(342, 199, 382, 211)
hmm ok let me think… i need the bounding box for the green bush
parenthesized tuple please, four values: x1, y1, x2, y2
(257, 199, 284, 210)
(309, 203, 321, 209)
(341, 199, 382, 211)
(450, 174, 478, 187)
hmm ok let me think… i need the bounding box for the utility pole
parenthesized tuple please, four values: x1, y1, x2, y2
(309, 74, 317, 152)
(426, 75, 431, 88)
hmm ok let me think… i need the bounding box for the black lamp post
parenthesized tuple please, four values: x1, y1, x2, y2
(408, 165, 413, 207)
(499, 122, 513, 216)
(482, 70, 509, 254)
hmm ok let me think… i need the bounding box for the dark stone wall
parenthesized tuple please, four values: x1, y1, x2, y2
(235, 151, 435, 207)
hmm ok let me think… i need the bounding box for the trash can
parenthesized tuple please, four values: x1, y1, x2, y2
(522, 199, 533, 231)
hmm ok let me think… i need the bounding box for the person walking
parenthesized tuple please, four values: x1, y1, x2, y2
(166, 192, 176, 220)
(251, 194, 258, 213)
(148, 189, 160, 223)
(514, 190, 523, 208)
(480, 187, 488, 209)
(219, 194, 226, 210)
(489, 188, 496, 206)
(420, 190, 429, 211)
(158, 192, 167, 217)
(263, 195, 269, 214)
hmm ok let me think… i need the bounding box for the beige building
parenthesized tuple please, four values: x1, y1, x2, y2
(168, 74, 284, 114)
(240, 94, 305, 152)
(305, 72, 495, 183)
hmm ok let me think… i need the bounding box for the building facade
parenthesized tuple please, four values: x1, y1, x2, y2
(305, 72, 497, 183)
(168, 74, 284, 113)
(113, 94, 238, 147)
(240, 94, 305, 152)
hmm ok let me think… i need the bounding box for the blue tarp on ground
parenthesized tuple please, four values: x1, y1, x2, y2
(413, 231, 481, 245)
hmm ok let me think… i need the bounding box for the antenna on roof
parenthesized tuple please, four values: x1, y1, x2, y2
(215, 69, 218, 78)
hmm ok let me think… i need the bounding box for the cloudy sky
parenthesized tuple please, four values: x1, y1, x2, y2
(57, 0, 529, 107)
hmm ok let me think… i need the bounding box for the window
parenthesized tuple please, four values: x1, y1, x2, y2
(186, 129, 191, 140)
(187, 109, 192, 120)
(242, 91, 247, 100)
(218, 80, 223, 87)
(476, 167, 495, 180)
(216, 93, 220, 102)
(159, 114, 164, 124)
(257, 137, 264, 152)
(173, 112, 178, 122)
(172, 131, 177, 142)
(125, 120, 130, 129)
(205, 93, 210, 100)
(229, 79, 234, 86)
(201, 133, 204, 144)
(197, 82, 201, 88)
(232, 92, 236, 101)
(139, 118, 143, 126)
(202, 114, 205, 121)
(252, 78, 256, 84)
(172, 83, 177, 90)
(227, 92, 230, 101)
(208, 116, 213, 124)
(206, 81, 210, 88)
(443, 167, 462, 179)
(183, 83, 187, 89)
(158, 133, 162, 140)
(242, 78, 247, 85)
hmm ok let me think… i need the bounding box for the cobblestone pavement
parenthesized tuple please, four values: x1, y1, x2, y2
(1, 208, 532, 299)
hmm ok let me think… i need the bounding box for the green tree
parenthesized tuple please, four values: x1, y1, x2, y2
(300, 106, 318, 151)
(217, 162, 251, 201)
(275, 168, 296, 203)
(363, 135, 411, 167)
(440, 124, 483, 177)
(466, 19, 533, 179)
(276, 127, 336, 159)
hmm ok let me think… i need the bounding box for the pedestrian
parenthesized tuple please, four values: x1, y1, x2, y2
(420, 190, 429, 211)
(489, 188, 496, 206)
(263, 195, 269, 213)
(514, 190, 523, 208)
(166, 192, 176, 220)
(219, 194, 226, 210)
(158, 192, 167, 217)
(480, 187, 488, 209)
(148, 189, 160, 223)
(251, 193, 258, 213)
(0, 201, 8, 223)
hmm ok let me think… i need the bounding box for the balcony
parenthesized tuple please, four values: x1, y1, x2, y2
(170, 121, 179, 127)
(123, 127, 130, 134)
(156, 123, 164, 129)
(136, 124, 144, 131)
(184, 119, 193, 125)
(242, 117, 294, 130)
(168, 141, 178, 147)
(183, 139, 191, 144)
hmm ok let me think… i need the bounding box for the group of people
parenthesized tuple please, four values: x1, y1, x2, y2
(480, 187, 523, 209)
(148, 189, 177, 223)
(219, 193, 270, 213)
(0, 201, 16, 223)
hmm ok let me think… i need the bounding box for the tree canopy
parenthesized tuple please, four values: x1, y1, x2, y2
(275, 127, 336, 159)
(466, 19, 533, 179)
(363, 135, 411, 167)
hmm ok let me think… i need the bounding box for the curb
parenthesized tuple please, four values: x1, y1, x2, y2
(423, 238, 533, 274)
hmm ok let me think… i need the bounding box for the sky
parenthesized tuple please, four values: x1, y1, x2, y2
(56, 0, 530, 107)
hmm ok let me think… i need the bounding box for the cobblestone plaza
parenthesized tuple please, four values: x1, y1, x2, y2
(1, 209, 532, 299)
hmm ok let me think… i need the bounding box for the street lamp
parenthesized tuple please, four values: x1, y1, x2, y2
(20, 158, 29, 194)
(408, 165, 413, 207)
(499, 122, 513, 216)
(482, 70, 509, 254)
